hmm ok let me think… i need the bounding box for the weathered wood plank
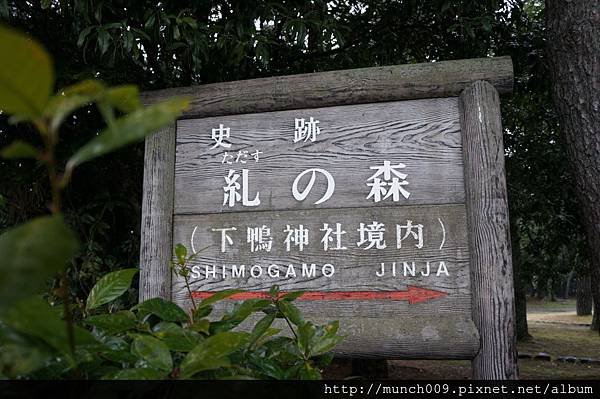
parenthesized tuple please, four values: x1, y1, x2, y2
(142, 57, 513, 119)
(139, 124, 176, 301)
(175, 98, 464, 214)
(459, 81, 517, 379)
(171, 204, 471, 319)
(219, 315, 479, 359)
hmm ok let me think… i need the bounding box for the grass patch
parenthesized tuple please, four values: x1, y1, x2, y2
(519, 359, 600, 379)
(519, 324, 600, 359)
(527, 298, 577, 312)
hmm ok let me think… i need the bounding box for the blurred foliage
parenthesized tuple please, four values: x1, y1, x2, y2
(0, 0, 588, 304)
(0, 25, 340, 379)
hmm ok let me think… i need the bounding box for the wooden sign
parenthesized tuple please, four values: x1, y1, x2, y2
(140, 57, 518, 379)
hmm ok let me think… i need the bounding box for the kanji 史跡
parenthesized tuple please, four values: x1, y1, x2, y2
(294, 117, 321, 143)
(211, 124, 232, 149)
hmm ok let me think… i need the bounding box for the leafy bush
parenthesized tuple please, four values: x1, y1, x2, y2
(0, 25, 342, 379)
(2, 267, 341, 379)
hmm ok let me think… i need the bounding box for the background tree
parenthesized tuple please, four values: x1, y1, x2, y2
(546, 0, 599, 331)
(0, 0, 591, 338)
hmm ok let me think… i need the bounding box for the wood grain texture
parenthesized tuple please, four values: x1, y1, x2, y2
(459, 81, 517, 379)
(171, 204, 471, 320)
(175, 98, 464, 214)
(142, 57, 513, 119)
(139, 124, 176, 301)
(212, 314, 479, 359)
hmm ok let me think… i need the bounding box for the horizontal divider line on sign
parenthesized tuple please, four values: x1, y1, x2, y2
(172, 201, 468, 217)
(192, 285, 448, 305)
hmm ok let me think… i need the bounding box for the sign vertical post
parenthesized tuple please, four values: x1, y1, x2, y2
(139, 123, 176, 301)
(459, 80, 518, 379)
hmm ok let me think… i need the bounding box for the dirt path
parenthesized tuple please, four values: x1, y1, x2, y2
(528, 311, 591, 326)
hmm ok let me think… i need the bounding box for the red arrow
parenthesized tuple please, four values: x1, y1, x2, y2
(192, 286, 447, 305)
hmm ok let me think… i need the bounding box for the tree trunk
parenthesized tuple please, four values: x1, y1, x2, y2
(546, 0, 600, 333)
(565, 270, 575, 298)
(535, 277, 547, 300)
(511, 219, 530, 340)
(576, 274, 593, 316)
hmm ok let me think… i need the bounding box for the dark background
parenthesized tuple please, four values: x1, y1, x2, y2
(0, 0, 591, 337)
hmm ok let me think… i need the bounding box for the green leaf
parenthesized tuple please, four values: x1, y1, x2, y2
(97, 337, 137, 363)
(105, 85, 141, 113)
(45, 79, 105, 131)
(190, 318, 210, 334)
(77, 26, 93, 47)
(0, 25, 53, 120)
(278, 300, 304, 326)
(314, 352, 335, 368)
(0, 343, 52, 378)
(291, 20, 307, 47)
(86, 268, 138, 310)
(309, 333, 343, 357)
(197, 289, 242, 308)
(152, 322, 202, 352)
(255, 42, 270, 67)
(179, 332, 249, 378)
(245, 352, 285, 379)
(0, 140, 39, 159)
(97, 29, 110, 55)
(102, 367, 166, 380)
(268, 285, 280, 297)
(2, 296, 101, 365)
(131, 335, 173, 372)
(297, 322, 315, 356)
(144, 14, 156, 30)
(252, 327, 281, 348)
(210, 299, 272, 334)
(298, 361, 322, 380)
(0, 215, 78, 310)
(100, 349, 137, 364)
(133, 297, 189, 323)
(192, 305, 212, 319)
(249, 313, 276, 347)
(308, 321, 343, 357)
(181, 17, 197, 29)
(280, 291, 304, 301)
(85, 310, 137, 335)
(67, 97, 189, 169)
(123, 30, 134, 51)
(174, 243, 187, 264)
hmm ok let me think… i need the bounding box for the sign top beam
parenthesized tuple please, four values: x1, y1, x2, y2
(142, 56, 513, 119)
